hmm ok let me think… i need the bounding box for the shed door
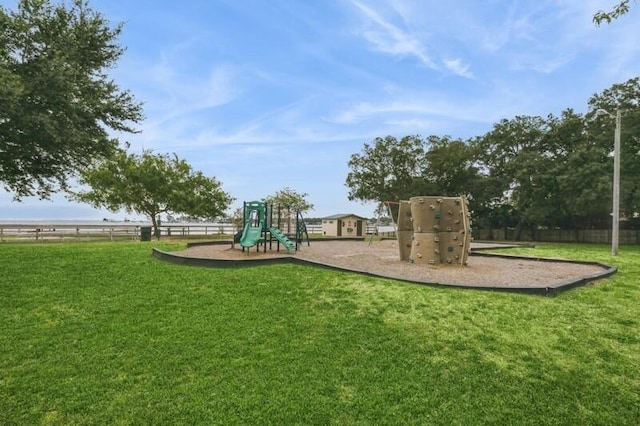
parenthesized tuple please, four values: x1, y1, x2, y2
(337, 220, 342, 236)
(356, 220, 363, 236)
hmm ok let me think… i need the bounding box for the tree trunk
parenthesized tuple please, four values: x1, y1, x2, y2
(514, 220, 525, 241)
(151, 214, 158, 234)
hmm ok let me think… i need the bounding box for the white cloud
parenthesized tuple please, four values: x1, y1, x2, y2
(531, 56, 576, 74)
(350, 0, 436, 68)
(351, 1, 478, 79)
(384, 118, 432, 128)
(144, 62, 240, 121)
(327, 98, 492, 127)
(443, 58, 473, 78)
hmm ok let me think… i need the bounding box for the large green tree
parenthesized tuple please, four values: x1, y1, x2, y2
(262, 187, 314, 213)
(547, 110, 611, 229)
(475, 115, 552, 239)
(345, 135, 428, 204)
(0, 0, 143, 199)
(422, 135, 487, 198)
(263, 187, 313, 233)
(473, 98, 638, 237)
(73, 149, 234, 231)
(588, 77, 640, 224)
(346, 134, 490, 221)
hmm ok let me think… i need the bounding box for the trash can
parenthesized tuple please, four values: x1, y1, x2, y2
(140, 226, 152, 241)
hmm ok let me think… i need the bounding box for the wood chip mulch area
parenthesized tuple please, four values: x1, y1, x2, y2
(174, 239, 610, 290)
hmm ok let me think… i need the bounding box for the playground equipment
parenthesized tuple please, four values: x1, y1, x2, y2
(240, 201, 266, 248)
(238, 200, 310, 253)
(394, 196, 472, 266)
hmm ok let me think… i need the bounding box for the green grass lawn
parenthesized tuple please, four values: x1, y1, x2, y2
(1, 242, 639, 424)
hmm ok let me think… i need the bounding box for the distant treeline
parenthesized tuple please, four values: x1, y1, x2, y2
(345, 77, 640, 240)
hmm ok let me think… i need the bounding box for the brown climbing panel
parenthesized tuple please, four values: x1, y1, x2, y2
(438, 231, 468, 265)
(409, 196, 441, 233)
(410, 232, 441, 265)
(396, 200, 413, 231)
(397, 230, 413, 261)
(395, 200, 413, 261)
(437, 198, 465, 232)
(459, 196, 472, 262)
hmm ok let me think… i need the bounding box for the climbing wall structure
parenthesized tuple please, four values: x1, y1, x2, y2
(396, 196, 472, 266)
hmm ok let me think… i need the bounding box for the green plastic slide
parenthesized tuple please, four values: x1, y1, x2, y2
(240, 222, 262, 248)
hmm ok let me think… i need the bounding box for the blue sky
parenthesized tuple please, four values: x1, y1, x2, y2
(1, 0, 639, 220)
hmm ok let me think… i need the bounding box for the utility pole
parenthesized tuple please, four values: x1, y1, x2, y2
(612, 110, 621, 256)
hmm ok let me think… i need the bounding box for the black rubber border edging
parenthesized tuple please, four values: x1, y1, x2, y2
(151, 241, 617, 296)
(469, 251, 617, 296)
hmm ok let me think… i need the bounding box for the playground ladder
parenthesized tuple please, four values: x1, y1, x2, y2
(296, 211, 311, 247)
(269, 227, 296, 251)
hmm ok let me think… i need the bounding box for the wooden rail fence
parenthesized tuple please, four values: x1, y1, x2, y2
(473, 228, 640, 244)
(0, 223, 329, 243)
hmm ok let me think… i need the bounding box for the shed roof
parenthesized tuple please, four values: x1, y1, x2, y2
(322, 213, 368, 220)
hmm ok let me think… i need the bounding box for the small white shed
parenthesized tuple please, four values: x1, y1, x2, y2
(321, 214, 367, 237)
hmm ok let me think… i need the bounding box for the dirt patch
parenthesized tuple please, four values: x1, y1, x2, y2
(174, 239, 611, 290)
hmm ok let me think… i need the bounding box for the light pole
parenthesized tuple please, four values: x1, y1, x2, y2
(594, 108, 621, 256)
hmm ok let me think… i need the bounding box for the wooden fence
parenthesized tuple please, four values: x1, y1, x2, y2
(0, 223, 143, 242)
(5, 222, 636, 244)
(473, 228, 640, 244)
(0, 222, 329, 243)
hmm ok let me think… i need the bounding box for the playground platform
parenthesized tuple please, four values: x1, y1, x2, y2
(152, 239, 616, 296)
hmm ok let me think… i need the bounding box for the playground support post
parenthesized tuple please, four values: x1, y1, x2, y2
(241, 201, 246, 252)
